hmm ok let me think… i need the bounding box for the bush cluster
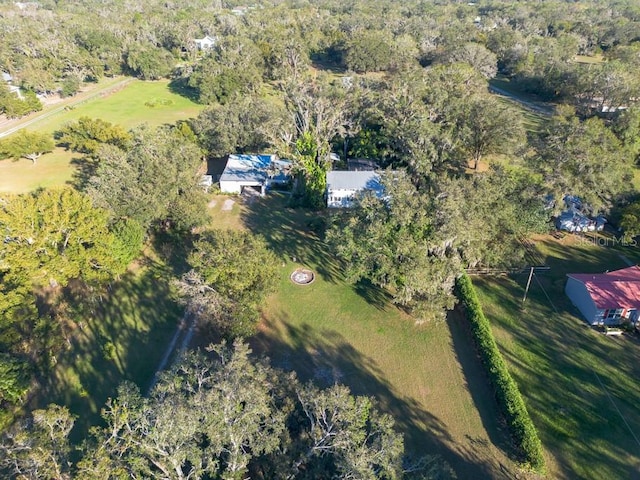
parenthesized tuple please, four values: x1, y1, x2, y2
(456, 274, 546, 474)
(0, 88, 42, 118)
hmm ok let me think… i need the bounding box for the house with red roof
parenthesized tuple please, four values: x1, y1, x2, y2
(565, 266, 640, 326)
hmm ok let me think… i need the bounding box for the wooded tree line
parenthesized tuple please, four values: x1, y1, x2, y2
(2, 0, 640, 108)
(0, 340, 449, 479)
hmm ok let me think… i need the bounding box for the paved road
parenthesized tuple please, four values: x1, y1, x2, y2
(0, 77, 133, 139)
(488, 84, 554, 117)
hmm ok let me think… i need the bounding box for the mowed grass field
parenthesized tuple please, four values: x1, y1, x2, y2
(0, 79, 204, 194)
(473, 234, 640, 479)
(206, 194, 519, 479)
(0, 150, 77, 193)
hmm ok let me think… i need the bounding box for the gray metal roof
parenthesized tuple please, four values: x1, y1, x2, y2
(326, 171, 383, 193)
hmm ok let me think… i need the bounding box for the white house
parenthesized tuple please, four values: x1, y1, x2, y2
(565, 266, 640, 326)
(194, 35, 217, 50)
(326, 171, 384, 208)
(219, 154, 291, 196)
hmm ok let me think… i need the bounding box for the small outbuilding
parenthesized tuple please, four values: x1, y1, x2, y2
(219, 154, 291, 196)
(194, 35, 217, 50)
(326, 171, 384, 208)
(565, 266, 640, 326)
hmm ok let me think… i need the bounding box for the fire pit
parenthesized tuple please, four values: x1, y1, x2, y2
(290, 268, 315, 285)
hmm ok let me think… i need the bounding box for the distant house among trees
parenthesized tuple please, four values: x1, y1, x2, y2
(555, 195, 606, 233)
(326, 171, 385, 208)
(565, 266, 640, 326)
(194, 35, 217, 50)
(2, 71, 22, 99)
(231, 6, 249, 15)
(219, 154, 291, 196)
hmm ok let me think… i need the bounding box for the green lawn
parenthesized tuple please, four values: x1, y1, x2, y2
(33, 251, 184, 441)
(496, 96, 546, 135)
(205, 194, 518, 479)
(0, 79, 204, 194)
(0, 148, 76, 194)
(473, 234, 640, 479)
(575, 54, 605, 65)
(24, 79, 203, 134)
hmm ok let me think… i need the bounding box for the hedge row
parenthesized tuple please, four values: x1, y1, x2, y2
(455, 273, 546, 474)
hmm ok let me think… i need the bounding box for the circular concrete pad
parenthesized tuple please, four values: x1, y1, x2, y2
(290, 268, 315, 285)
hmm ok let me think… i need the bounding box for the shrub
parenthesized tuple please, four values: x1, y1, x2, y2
(456, 274, 546, 473)
(61, 76, 81, 97)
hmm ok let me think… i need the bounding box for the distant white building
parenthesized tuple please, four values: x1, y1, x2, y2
(231, 6, 248, 15)
(326, 171, 385, 208)
(194, 35, 217, 50)
(1, 71, 22, 99)
(219, 154, 291, 196)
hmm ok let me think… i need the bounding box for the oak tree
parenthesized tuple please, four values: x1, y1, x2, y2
(0, 130, 53, 164)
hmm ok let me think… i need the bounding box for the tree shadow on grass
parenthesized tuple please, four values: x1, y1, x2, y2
(148, 230, 193, 277)
(352, 278, 392, 311)
(68, 156, 97, 191)
(251, 312, 513, 479)
(241, 195, 401, 310)
(33, 257, 183, 444)
(167, 78, 201, 103)
(448, 306, 518, 466)
(310, 53, 347, 74)
(241, 194, 341, 283)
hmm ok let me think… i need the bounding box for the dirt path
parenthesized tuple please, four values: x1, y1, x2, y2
(147, 312, 197, 394)
(0, 77, 134, 138)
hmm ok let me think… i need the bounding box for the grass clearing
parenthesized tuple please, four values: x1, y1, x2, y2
(473, 234, 640, 479)
(22, 79, 204, 135)
(496, 96, 546, 135)
(490, 76, 554, 129)
(0, 79, 204, 194)
(575, 55, 605, 65)
(0, 148, 76, 194)
(33, 250, 183, 442)
(205, 193, 519, 479)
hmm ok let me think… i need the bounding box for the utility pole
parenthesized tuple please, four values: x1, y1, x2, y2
(522, 266, 534, 304)
(522, 266, 551, 305)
